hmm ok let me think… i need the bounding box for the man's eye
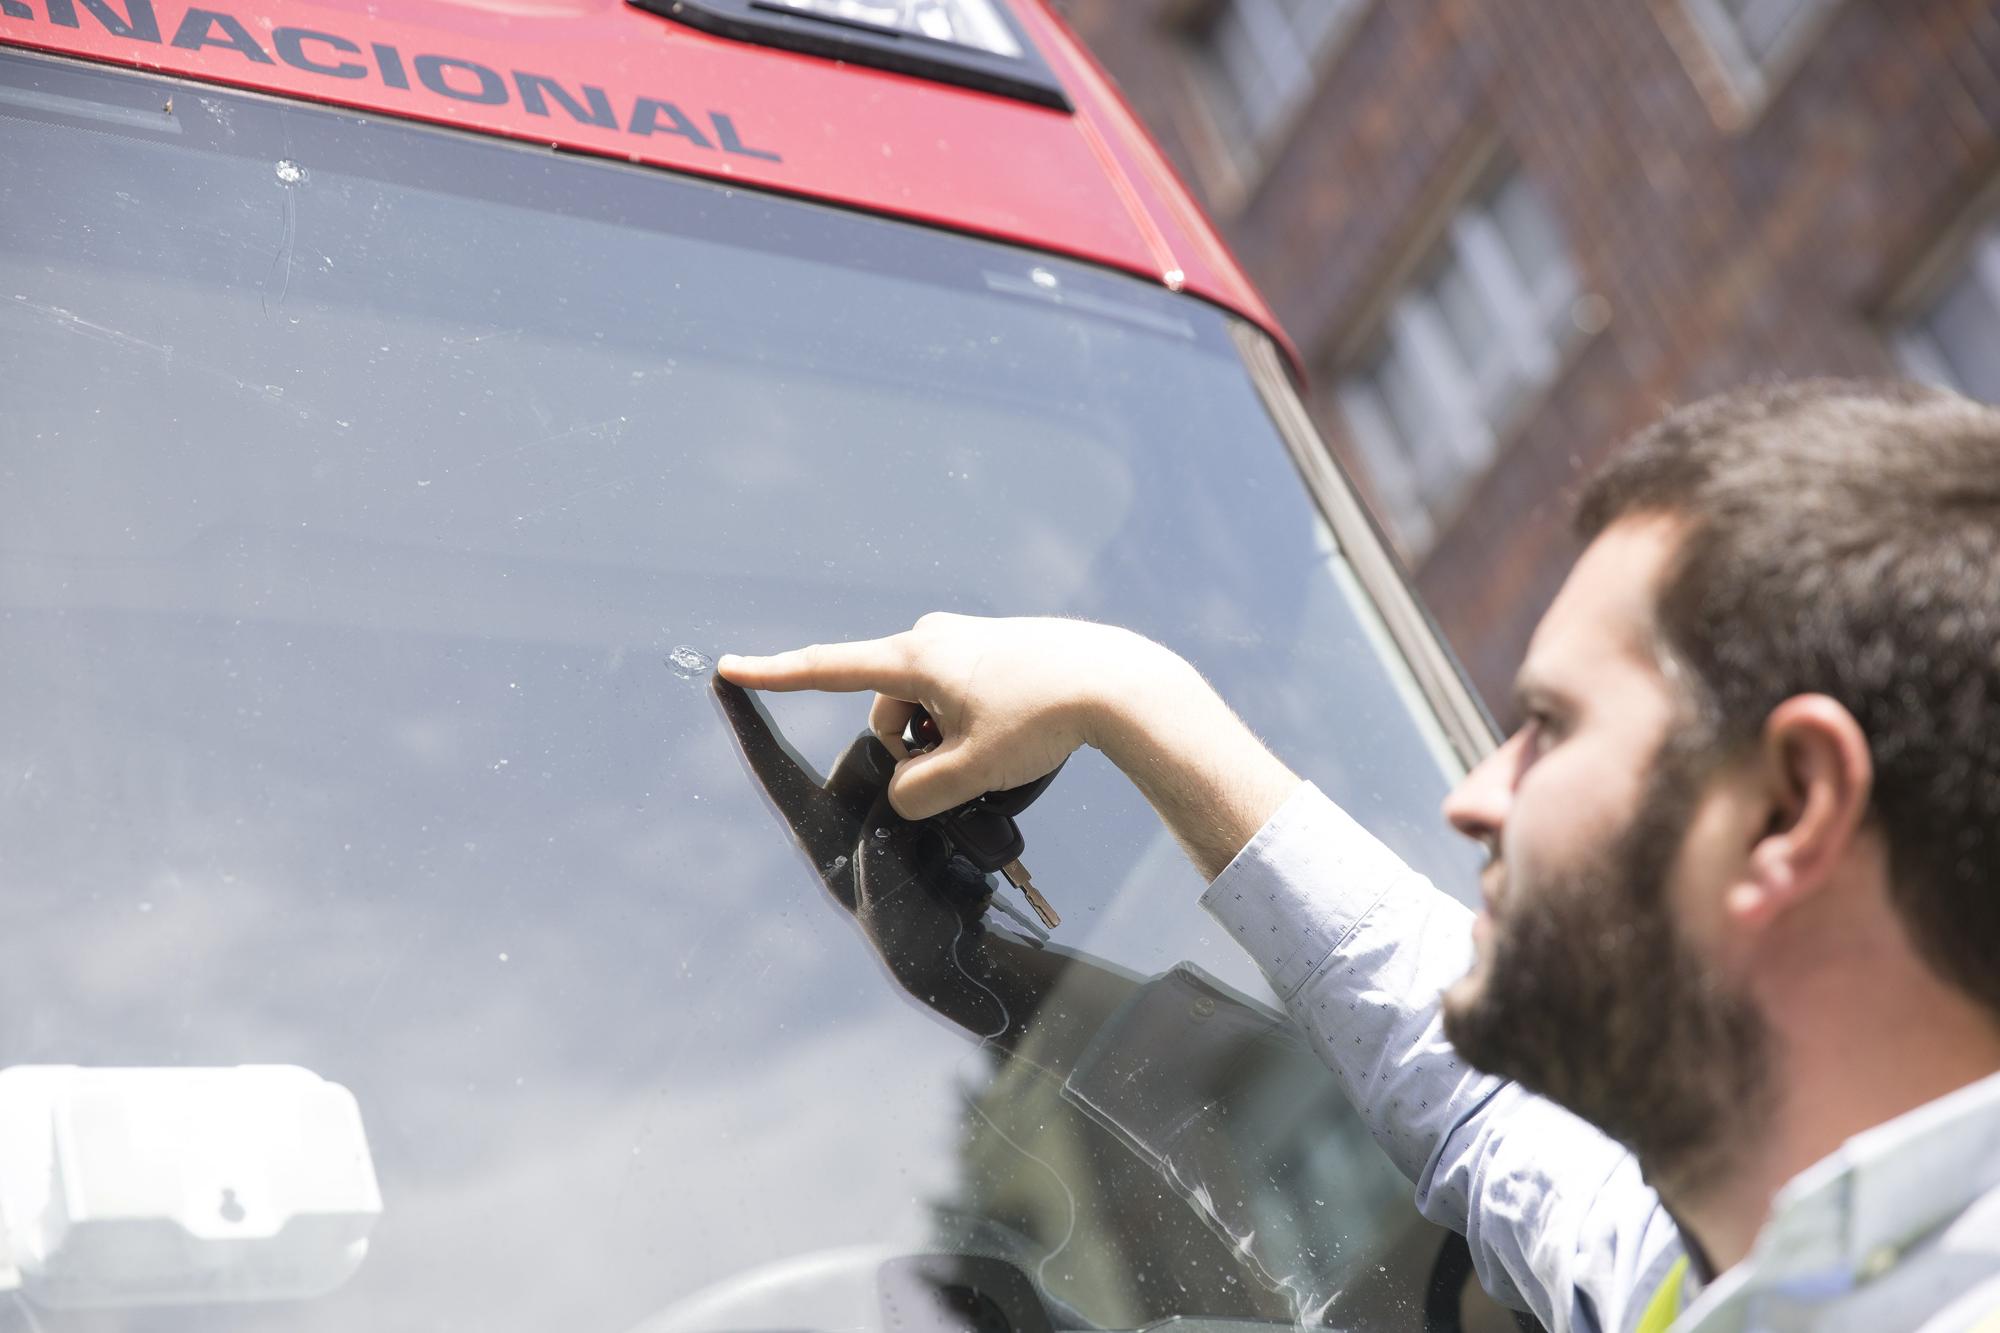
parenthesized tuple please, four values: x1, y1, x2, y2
(1523, 712, 1559, 757)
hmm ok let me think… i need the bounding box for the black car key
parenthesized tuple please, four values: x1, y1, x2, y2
(903, 708, 1063, 929)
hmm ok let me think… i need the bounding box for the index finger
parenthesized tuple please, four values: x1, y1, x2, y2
(716, 636, 921, 696)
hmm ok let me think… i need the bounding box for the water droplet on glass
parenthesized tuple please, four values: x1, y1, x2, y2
(873, 827, 890, 839)
(666, 646, 711, 679)
(274, 159, 305, 185)
(831, 855, 849, 869)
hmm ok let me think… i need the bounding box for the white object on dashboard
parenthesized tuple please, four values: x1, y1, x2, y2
(0, 1064, 382, 1308)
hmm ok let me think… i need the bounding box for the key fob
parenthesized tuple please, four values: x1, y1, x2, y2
(902, 706, 1062, 933)
(936, 804, 1025, 875)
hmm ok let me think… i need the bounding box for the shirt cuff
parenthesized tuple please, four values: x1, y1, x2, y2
(1198, 781, 1417, 1001)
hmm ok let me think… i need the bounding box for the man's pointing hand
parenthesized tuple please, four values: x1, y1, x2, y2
(719, 614, 1169, 821)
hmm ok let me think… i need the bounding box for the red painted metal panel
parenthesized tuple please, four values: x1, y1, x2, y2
(0, 0, 1295, 373)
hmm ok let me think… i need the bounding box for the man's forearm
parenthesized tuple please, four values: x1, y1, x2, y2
(1083, 645, 1302, 881)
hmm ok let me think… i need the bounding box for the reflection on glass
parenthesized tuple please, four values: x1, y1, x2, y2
(1, 52, 1485, 1331)
(709, 680, 1431, 1325)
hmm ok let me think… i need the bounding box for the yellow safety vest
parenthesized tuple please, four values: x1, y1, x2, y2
(1634, 1253, 2000, 1332)
(1633, 1255, 1689, 1333)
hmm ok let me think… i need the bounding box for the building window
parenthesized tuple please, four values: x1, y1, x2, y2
(1186, 0, 1363, 155)
(1335, 171, 1583, 557)
(1680, 0, 1840, 110)
(1896, 217, 2000, 405)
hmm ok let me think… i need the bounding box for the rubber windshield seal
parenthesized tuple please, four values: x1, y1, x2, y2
(1228, 320, 1499, 772)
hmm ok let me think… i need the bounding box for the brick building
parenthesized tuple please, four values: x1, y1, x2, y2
(1061, 0, 2000, 714)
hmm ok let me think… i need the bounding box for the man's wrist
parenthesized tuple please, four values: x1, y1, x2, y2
(1077, 633, 1209, 767)
(1074, 634, 1301, 880)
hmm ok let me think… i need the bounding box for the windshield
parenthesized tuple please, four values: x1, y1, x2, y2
(0, 50, 1490, 1332)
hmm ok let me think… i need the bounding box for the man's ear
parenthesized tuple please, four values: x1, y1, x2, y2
(1725, 695, 1874, 928)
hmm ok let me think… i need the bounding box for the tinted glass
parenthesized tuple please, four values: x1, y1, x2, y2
(1725, 0, 1810, 64)
(1925, 242, 2000, 406)
(1489, 174, 1569, 310)
(0, 52, 1487, 1331)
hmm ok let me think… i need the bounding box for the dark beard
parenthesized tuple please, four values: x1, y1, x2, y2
(1440, 735, 1773, 1197)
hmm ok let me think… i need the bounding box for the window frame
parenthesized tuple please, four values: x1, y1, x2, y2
(1667, 0, 1844, 129)
(1892, 213, 2000, 403)
(1330, 166, 1585, 561)
(1173, 0, 1369, 211)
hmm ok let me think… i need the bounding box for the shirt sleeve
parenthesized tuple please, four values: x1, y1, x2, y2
(1194, 781, 1686, 1333)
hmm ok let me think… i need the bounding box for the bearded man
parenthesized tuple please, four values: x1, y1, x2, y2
(719, 379, 2000, 1331)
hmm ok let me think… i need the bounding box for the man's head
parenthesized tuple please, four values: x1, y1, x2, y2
(1438, 379, 2000, 1195)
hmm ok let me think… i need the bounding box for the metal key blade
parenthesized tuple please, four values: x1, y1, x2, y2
(985, 890, 1050, 940)
(1000, 859, 1060, 929)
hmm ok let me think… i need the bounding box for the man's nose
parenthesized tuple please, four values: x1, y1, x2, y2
(1443, 732, 1520, 844)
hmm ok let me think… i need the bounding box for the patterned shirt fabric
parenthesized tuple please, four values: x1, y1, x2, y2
(1067, 781, 2000, 1332)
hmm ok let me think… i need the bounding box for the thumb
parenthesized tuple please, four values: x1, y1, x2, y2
(887, 738, 981, 821)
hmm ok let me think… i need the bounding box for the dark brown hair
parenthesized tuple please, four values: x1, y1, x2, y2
(1576, 378, 2000, 1015)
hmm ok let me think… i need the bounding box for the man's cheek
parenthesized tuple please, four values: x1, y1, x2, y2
(1510, 771, 1631, 878)
(1502, 817, 1577, 919)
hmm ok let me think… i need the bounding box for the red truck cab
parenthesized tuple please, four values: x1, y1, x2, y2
(0, 2, 1509, 1329)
